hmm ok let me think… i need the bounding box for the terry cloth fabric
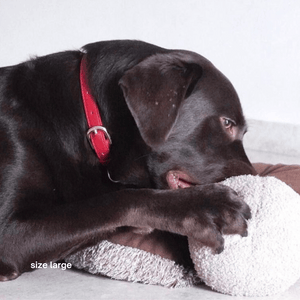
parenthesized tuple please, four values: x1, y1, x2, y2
(189, 175, 300, 297)
(65, 239, 199, 288)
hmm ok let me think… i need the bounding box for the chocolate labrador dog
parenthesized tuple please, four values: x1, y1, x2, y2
(0, 40, 255, 281)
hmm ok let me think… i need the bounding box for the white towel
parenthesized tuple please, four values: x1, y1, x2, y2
(189, 175, 300, 297)
(66, 238, 198, 288)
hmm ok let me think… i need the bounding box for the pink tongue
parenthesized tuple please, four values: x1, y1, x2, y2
(166, 172, 191, 189)
(178, 179, 191, 189)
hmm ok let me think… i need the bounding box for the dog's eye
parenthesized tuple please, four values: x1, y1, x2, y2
(223, 118, 236, 128)
(221, 117, 237, 137)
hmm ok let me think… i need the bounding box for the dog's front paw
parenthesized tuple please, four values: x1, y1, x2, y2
(208, 183, 251, 235)
(179, 183, 251, 253)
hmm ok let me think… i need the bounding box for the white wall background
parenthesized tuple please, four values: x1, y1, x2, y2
(1, 0, 300, 126)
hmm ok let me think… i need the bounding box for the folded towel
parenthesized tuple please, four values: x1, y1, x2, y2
(66, 238, 197, 288)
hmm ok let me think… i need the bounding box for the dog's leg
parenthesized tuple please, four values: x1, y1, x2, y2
(0, 183, 250, 281)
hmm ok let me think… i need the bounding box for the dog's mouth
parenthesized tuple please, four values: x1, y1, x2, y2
(166, 170, 197, 189)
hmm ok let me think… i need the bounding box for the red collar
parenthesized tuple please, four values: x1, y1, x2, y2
(80, 56, 111, 164)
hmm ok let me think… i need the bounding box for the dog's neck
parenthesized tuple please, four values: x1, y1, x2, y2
(80, 56, 112, 164)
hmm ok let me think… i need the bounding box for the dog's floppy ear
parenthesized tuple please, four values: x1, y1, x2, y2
(119, 52, 203, 148)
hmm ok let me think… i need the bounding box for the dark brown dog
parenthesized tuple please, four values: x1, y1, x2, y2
(0, 40, 255, 281)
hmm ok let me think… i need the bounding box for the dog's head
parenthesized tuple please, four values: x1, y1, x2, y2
(105, 48, 255, 189)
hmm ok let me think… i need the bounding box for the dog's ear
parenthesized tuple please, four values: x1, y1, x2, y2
(119, 52, 203, 148)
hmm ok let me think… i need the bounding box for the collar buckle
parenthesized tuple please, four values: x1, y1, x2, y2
(87, 126, 112, 150)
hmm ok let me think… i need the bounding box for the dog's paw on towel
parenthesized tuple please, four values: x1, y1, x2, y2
(189, 175, 300, 297)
